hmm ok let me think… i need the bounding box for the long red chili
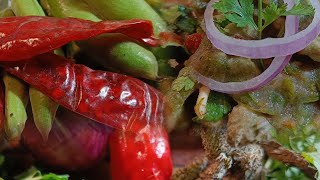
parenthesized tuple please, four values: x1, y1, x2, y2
(4, 53, 164, 132)
(109, 127, 172, 180)
(0, 16, 157, 61)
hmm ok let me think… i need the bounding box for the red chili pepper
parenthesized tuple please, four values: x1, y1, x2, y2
(109, 127, 172, 180)
(4, 53, 164, 133)
(184, 33, 204, 54)
(0, 16, 157, 61)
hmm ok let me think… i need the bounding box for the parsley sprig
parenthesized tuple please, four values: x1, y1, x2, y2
(213, 0, 314, 34)
(213, 0, 258, 30)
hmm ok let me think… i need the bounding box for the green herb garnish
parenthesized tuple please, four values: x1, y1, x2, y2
(193, 92, 232, 122)
(213, 0, 257, 30)
(213, 0, 315, 34)
(14, 166, 69, 180)
(302, 143, 320, 180)
(172, 76, 195, 91)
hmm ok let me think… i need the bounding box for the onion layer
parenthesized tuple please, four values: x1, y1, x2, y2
(196, 0, 298, 94)
(204, 0, 320, 59)
(22, 108, 112, 171)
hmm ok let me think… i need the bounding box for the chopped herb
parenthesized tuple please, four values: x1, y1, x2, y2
(14, 166, 69, 180)
(302, 143, 320, 180)
(283, 3, 315, 16)
(193, 92, 232, 122)
(214, 0, 315, 33)
(262, 2, 314, 30)
(266, 159, 310, 179)
(172, 76, 195, 91)
(213, 0, 257, 30)
(262, 2, 287, 30)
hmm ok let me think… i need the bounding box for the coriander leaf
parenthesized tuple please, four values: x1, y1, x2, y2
(262, 3, 287, 30)
(262, 2, 315, 31)
(224, 14, 252, 28)
(212, 0, 234, 13)
(193, 92, 232, 122)
(213, 0, 258, 30)
(172, 76, 195, 91)
(282, 3, 315, 16)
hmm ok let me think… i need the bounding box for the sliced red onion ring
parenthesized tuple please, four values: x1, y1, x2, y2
(195, 0, 298, 94)
(204, 0, 320, 59)
(194, 56, 292, 94)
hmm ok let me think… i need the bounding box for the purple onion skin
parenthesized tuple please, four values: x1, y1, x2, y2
(22, 108, 112, 171)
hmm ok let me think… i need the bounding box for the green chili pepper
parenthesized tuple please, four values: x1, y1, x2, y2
(40, 0, 159, 80)
(3, 74, 28, 145)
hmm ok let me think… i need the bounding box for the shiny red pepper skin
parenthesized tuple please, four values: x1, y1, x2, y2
(5, 53, 164, 132)
(0, 16, 157, 61)
(110, 127, 172, 180)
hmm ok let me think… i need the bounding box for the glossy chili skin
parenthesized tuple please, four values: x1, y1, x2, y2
(5, 53, 164, 133)
(110, 127, 172, 180)
(0, 16, 157, 61)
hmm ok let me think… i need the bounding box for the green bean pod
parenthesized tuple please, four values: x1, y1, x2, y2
(11, 0, 60, 141)
(0, 7, 13, 146)
(77, 34, 158, 80)
(81, 0, 182, 78)
(3, 74, 28, 145)
(29, 87, 59, 141)
(40, 0, 159, 80)
(83, 0, 168, 35)
(40, 0, 101, 21)
(11, 0, 45, 16)
(1, 6, 29, 144)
